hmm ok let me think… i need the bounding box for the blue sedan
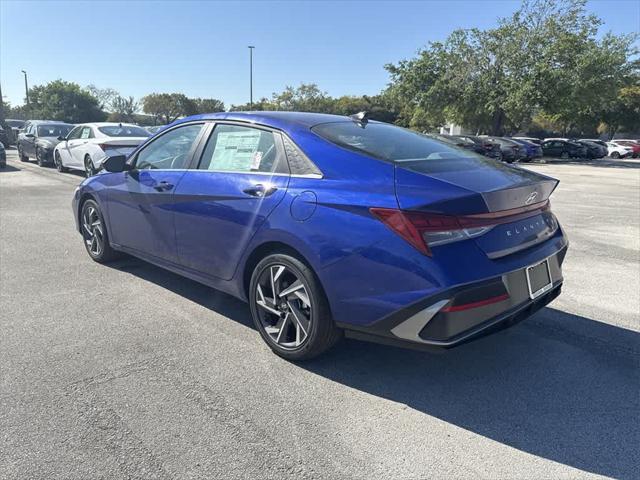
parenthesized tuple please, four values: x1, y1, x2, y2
(72, 112, 568, 360)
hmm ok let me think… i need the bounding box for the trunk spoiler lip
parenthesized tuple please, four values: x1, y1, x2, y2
(455, 199, 550, 221)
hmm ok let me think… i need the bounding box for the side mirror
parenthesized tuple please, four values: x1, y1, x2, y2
(25, 133, 35, 138)
(102, 154, 130, 173)
(57, 136, 66, 141)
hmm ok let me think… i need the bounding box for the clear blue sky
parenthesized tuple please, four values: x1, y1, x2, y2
(1, 0, 638, 109)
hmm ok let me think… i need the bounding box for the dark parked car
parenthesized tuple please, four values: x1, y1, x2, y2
(0, 125, 10, 148)
(451, 135, 503, 159)
(5, 119, 26, 144)
(482, 136, 525, 163)
(541, 140, 587, 159)
(575, 140, 606, 159)
(0, 141, 6, 168)
(17, 121, 74, 166)
(509, 138, 543, 162)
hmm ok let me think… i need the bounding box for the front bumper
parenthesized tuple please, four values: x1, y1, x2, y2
(343, 245, 567, 349)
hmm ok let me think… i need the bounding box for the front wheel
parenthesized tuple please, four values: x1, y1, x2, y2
(611, 151, 620, 159)
(249, 254, 341, 361)
(36, 148, 46, 167)
(80, 199, 120, 263)
(560, 151, 570, 159)
(54, 151, 68, 172)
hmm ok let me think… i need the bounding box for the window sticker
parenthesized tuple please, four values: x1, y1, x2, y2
(80, 128, 91, 139)
(209, 130, 261, 171)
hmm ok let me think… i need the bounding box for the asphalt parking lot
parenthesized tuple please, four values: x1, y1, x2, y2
(1, 149, 639, 479)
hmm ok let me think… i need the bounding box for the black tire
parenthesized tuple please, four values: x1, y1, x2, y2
(84, 155, 96, 177)
(80, 199, 121, 263)
(18, 145, 29, 162)
(495, 152, 503, 162)
(54, 151, 68, 172)
(611, 151, 620, 159)
(249, 253, 341, 361)
(560, 151, 569, 159)
(36, 147, 45, 167)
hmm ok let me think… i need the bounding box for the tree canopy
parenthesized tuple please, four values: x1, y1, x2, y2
(27, 80, 106, 123)
(385, 0, 638, 136)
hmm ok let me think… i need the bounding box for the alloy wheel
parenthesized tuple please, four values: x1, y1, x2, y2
(82, 205, 104, 257)
(254, 264, 312, 350)
(55, 152, 63, 171)
(85, 157, 95, 177)
(36, 148, 43, 166)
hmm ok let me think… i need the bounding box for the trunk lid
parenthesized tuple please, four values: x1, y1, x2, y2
(394, 158, 559, 258)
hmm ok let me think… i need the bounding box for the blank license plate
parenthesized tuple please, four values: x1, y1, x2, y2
(526, 259, 553, 299)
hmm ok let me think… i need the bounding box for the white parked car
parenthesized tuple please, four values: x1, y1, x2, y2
(605, 142, 633, 159)
(53, 123, 150, 175)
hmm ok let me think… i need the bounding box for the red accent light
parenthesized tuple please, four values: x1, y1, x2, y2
(441, 293, 510, 312)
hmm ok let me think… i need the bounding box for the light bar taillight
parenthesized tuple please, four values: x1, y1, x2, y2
(99, 144, 128, 151)
(370, 200, 550, 256)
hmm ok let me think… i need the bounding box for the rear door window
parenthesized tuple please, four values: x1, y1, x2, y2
(198, 124, 288, 174)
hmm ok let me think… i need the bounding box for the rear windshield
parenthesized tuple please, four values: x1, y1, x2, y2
(38, 124, 72, 137)
(98, 125, 150, 137)
(312, 121, 489, 163)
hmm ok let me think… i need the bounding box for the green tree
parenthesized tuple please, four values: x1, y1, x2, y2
(28, 80, 106, 123)
(141, 93, 192, 124)
(191, 98, 225, 114)
(385, 0, 638, 135)
(86, 85, 119, 111)
(108, 95, 139, 122)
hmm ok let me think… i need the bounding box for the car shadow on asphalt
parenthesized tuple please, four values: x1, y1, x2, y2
(108, 256, 639, 479)
(0, 164, 21, 172)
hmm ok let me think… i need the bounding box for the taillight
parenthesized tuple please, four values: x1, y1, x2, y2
(99, 144, 127, 151)
(370, 201, 550, 256)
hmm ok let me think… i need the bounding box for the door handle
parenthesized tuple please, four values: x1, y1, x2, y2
(153, 181, 174, 192)
(243, 184, 277, 197)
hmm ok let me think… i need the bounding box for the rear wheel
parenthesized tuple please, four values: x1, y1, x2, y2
(84, 155, 96, 177)
(560, 151, 570, 159)
(54, 151, 68, 172)
(611, 151, 620, 159)
(80, 199, 120, 263)
(18, 145, 28, 162)
(249, 253, 341, 361)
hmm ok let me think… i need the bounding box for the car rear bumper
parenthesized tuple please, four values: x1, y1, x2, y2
(342, 244, 567, 349)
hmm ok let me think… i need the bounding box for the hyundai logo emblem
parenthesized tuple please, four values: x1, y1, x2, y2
(525, 191, 538, 205)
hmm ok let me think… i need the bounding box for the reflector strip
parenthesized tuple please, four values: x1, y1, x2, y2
(441, 293, 509, 312)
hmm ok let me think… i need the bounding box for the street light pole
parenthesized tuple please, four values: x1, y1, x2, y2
(248, 46, 255, 110)
(21, 70, 29, 107)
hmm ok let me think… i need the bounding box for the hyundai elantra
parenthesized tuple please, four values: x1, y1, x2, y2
(72, 112, 568, 360)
